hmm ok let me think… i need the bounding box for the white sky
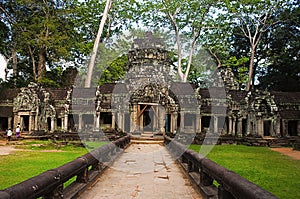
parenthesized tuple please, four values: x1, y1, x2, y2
(0, 55, 6, 80)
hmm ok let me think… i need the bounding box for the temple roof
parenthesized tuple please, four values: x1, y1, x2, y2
(0, 88, 19, 101)
(271, 91, 300, 104)
(0, 106, 13, 117)
(72, 87, 96, 98)
(48, 88, 68, 100)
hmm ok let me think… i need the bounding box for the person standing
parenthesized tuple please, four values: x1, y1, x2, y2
(16, 124, 21, 139)
(7, 128, 12, 141)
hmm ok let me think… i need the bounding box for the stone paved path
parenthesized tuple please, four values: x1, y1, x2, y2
(78, 143, 202, 199)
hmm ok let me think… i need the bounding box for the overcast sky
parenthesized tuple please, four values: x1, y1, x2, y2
(0, 55, 7, 80)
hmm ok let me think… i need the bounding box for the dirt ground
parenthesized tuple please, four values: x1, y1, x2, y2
(270, 148, 300, 160)
(0, 140, 63, 155)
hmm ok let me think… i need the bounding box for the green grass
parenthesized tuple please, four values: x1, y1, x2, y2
(0, 141, 88, 190)
(84, 141, 109, 150)
(189, 144, 300, 199)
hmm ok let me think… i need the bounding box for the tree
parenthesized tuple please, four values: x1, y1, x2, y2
(85, 0, 112, 88)
(98, 54, 128, 85)
(0, 0, 85, 87)
(141, 0, 221, 82)
(225, 0, 285, 91)
(257, 1, 300, 91)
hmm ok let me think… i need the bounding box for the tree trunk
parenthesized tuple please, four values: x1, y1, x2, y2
(37, 45, 47, 81)
(85, 0, 112, 88)
(246, 47, 255, 91)
(12, 50, 17, 86)
(28, 46, 37, 81)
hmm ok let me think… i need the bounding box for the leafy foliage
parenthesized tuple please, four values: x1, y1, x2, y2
(98, 54, 128, 85)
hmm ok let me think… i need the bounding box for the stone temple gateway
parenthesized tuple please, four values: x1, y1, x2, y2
(0, 32, 299, 143)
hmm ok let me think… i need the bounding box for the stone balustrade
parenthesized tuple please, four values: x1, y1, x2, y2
(0, 135, 131, 199)
(164, 135, 279, 199)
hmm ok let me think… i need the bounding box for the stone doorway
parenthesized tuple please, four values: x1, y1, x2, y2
(137, 103, 159, 133)
(20, 115, 29, 132)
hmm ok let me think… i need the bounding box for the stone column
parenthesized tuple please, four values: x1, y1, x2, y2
(130, 104, 138, 132)
(112, 112, 116, 129)
(180, 113, 185, 132)
(13, 114, 19, 130)
(282, 119, 287, 136)
(228, 117, 233, 134)
(78, 114, 83, 131)
(158, 107, 165, 133)
(214, 116, 218, 134)
(256, 117, 263, 136)
(95, 113, 100, 130)
(232, 117, 236, 135)
(196, 114, 200, 133)
(29, 114, 33, 132)
(237, 118, 243, 136)
(35, 112, 38, 131)
(51, 117, 55, 132)
(64, 114, 68, 131)
(276, 118, 281, 136)
(270, 120, 275, 136)
(8, 117, 12, 129)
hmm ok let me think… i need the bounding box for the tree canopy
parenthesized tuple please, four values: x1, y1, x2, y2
(0, 0, 298, 91)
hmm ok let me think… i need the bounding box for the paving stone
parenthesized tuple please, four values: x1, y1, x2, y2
(78, 143, 202, 199)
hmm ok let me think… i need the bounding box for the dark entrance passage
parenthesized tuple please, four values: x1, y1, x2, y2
(0, 117, 8, 131)
(140, 105, 158, 132)
(21, 115, 29, 131)
(288, 120, 298, 136)
(137, 103, 159, 133)
(264, 120, 271, 136)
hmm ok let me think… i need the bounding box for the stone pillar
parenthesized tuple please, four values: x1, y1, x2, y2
(257, 117, 263, 136)
(78, 114, 83, 131)
(64, 114, 68, 131)
(214, 116, 218, 134)
(232, 117, 236, 135)
(237, 118, 243, 136)
(276, 118, 281, 136)
(131, 104, 138, 132)
(51, 117, 55, 132)
(112, 112, 116, 129)
(174, 114, 178, 132)
(270, 119, 275, 136)
(35, 112, 38, 131)
(158, 107, 165, 134)
(8, 117, 12, 129)
(282, 119, 287, 136)
(228, 117, 233, 134)
(95, 113, 100, 130)
(180, 113, 185, 132)
(196, 114, 200, 133)
(13, 114, 19, 130)
(29, 114, 33, 132)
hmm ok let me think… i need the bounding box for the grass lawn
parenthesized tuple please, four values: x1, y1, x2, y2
(189, 144, 300, 199)
(0, 140, 90, 190)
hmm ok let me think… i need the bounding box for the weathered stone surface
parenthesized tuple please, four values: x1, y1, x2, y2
(78, 144, 202, 199)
